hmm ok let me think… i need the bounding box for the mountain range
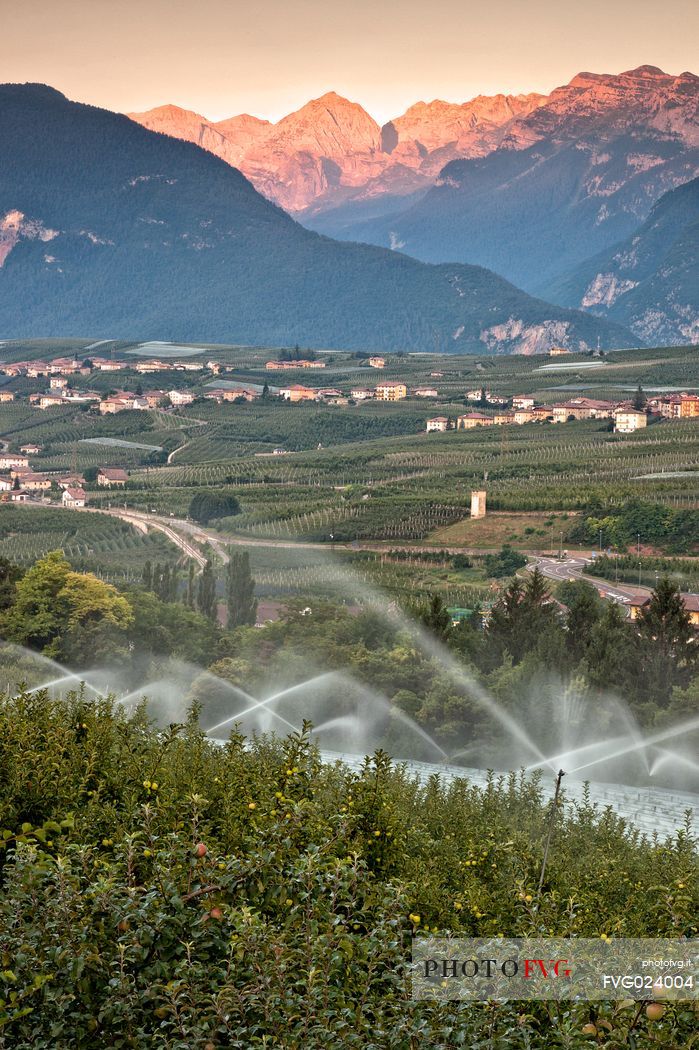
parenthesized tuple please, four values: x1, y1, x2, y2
(130, 90, 546, 215)
(308, 67, 699, 289)
(0, 83, 631, 353)
(130, 65, 699, 337)
(542, 175, 699, 345)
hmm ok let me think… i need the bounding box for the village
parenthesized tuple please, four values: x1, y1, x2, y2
(425, 389, 699, 434)
(0, 449, 127, 510)
(1, 350, 698, 437)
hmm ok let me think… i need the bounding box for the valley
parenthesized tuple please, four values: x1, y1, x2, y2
(1, 22, 698, 1044)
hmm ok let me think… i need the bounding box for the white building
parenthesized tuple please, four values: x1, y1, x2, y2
(614, 409, 647, 434)
(0, 454, 29, 470)
(512, 395, 535, 410)
(168, 390, 196, 406)
(62, 486, 87, 508)
(426, 417, 449, 432)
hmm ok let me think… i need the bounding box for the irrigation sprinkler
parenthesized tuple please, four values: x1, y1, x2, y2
(535, 768, 566, 908)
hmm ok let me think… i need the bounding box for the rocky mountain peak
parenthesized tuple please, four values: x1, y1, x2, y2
(621, 64, 670, 77)
(267, 92, 382, 154)
(127, 66, 698, 216)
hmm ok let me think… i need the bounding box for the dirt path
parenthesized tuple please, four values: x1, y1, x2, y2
(167, 440, 192, 464)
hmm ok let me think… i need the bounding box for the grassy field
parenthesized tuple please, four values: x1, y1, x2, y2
(427, 510, 578, 549)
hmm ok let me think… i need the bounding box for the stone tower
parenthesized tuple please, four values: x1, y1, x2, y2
(470, 490, 486, 519)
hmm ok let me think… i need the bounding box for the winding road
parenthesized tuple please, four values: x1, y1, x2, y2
(19, 499, 675, 607)
(531, 554, 656, 603)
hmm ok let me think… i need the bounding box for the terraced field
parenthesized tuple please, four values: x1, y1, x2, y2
(0, 505, 180, 582)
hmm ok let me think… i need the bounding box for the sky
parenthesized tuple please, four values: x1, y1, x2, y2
(2, 0, 698, 123)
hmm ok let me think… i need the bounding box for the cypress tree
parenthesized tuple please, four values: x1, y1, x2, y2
(168, 564, 179, 602)
(225, 551, 257, 627)
(186, 561, 196, 608)
(197, 559, 217, 620)
(632, 384, 646, 411)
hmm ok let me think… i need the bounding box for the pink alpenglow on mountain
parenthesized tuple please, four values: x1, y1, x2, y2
(128, 67, 698, 218)
(128, 89, 546, 212)
(387, 93, 546, 156)
(505, 65, 699, 148)
(128, 104, 272, 169)
(240, 92, 385, 211)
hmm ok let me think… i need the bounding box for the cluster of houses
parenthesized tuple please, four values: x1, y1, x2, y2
(3, 351, 698, 426)
(0, 354, 229, 414)
(0, 355, 222, 378)
(1, 360, 417, 414)
(23, 387, 199, 413)
(265, 359, 326, 371)
(100, 388, 197, 413)
(275, 380, 411, 404)
(646, 393, 699, 419)
(204, 387, 259, 403)
(426, 392, 699, 435)
(265, 354, 386, 372)
(1, 352, 382, 413)
(0, 451, 128, 508)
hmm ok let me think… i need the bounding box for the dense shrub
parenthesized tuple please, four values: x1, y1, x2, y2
(0, 691, 696, 1047)
(569, 499, 699, 554)
(483, 544, 527, 578)
(188, 492, 241, 525)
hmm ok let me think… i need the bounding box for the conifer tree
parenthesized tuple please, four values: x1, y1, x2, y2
(197, 559, 217, 620)
(632, 384, 647, 411)
(225, 551, 257, 627)
(186, 561, 196, 608)
(419, 593, 451, 640)
(638, 577, 696, 703)
(562, 580, 602, 663)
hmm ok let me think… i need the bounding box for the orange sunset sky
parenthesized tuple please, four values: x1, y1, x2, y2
(2, 0, 697, 122)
